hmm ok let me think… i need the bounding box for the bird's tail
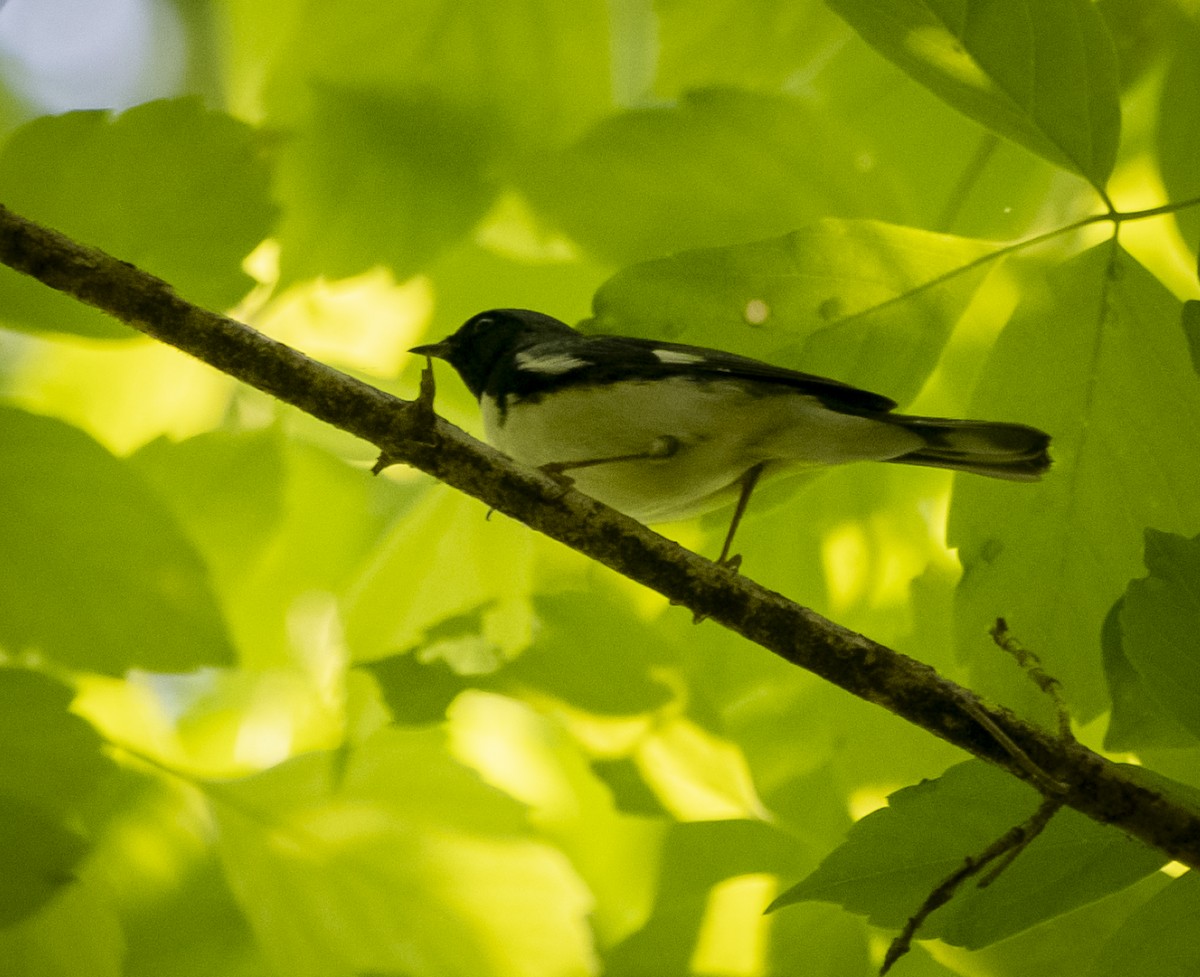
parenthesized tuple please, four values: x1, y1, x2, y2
(885, 416, 1052, 481)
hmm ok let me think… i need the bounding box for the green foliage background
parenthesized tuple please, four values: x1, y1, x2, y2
(2, 1, 1200, 974)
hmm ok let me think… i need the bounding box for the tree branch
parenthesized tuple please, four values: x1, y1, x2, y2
(3, 202, 1199, 869)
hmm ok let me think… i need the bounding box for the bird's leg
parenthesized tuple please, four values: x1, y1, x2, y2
(539, 435, 680, 486)
(715, 462, 766, 571)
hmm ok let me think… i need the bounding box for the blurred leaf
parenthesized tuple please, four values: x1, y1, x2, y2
(770, 760, 1163, 947)
(1157, 24, 1200, 260)
(654, 1, 850, 96)
(213, 437, 408, 670)
(365, 648, 476, 726)
(606, 819, 807, 976)
(0, 870, 124, 977)
(590, 758, 671, 818)
(130, 427, 286, 587)
(0, 98, 276, 337)
(0, 669, 116, 816)
(264, 0, 611, 148)
(829, 0, 1121, 188)
(215, 727, 594, 977)
(504, 592, 675, 715)
(0, 669, 116, 927)
(368, 590, 675, 723)
(592, 219, 995, 405)
(1096, 0, 1187, 89)
(273, 85, 498, 284)
(122, 850, 262, 977)
(1088, 872, 1200, 977)
(1103, 599, 1197, 752)
(1184, 301, 1200, 376)
(0, 796, 89, 926)
(951, 245, 1200, 720)
(0, 406, 236, 674)
(342, 487, 537, 663)
(521, 88, 907, 263)
(1119, 530, 1200, 743)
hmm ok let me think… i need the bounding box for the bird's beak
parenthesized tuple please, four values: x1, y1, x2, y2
(409, 340, 449, 359)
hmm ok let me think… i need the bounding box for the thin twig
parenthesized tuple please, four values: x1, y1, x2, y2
(881, 796, 1065, 974)
(957, 692, 1068, 796)
(991, 618, 1073, 743)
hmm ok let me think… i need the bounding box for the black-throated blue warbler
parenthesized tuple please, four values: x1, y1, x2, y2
(411, 309, 1050, 564)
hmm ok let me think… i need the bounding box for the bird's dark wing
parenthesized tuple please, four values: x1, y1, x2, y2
(558, 334, 900, 414)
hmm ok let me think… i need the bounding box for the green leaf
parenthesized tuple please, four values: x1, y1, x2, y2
(264, 0, 611, 148)
(503, 592, 675, 715)
(1184, 300, 1200, 377)
(0, 872, 125, 977)
(951, 245, 1200, 720)
(0, 795, 89, 926)
(273, 86, 499, 284)
(829, 0, 1121, 188)
(1088, 872, 1200, 977)
(1103, 599, 1197, 752)
(1119, 530, 1200, 742)
(341, 487, 537, 663)
(130, 428, 286, 588)
(589, 758, 670, 818)
(769, 760, 1163, 948)
(654, 1, 851, 97)
(520, 88, 907, 263)
(1156, 26, 1200, 259)
(592, 219, 996, 405)
(0, 669, 116, 816)
(215, 726, 594, 977)
(364, 650, 475, 726)
(0, 407, 236, 674)
(0, 669, 116, 926)
(0, 98, 276, 337)
(607, 820, 810, 975)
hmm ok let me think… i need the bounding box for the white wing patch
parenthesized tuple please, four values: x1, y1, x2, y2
(515, 350, 589, 374)
(652, 348, 705, 365)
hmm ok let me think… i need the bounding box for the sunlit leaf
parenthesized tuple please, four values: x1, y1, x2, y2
(0, 407, 236, 673)
(0, 98, 276, 337)
(952, 245, 1200, 720)
(215, 727, 594, 977)
(769, 760, 1163, 947)
(830, 0, 1121, 187)
(341, 487, 538, 663)
(592, 219, 996, 405)
(607, 820, 807, 974)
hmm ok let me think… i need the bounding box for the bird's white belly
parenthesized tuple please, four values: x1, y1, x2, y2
(482, 378, 921, 523)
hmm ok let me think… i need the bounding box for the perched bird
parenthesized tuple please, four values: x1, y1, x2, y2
(412, 309, 1050, 564)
